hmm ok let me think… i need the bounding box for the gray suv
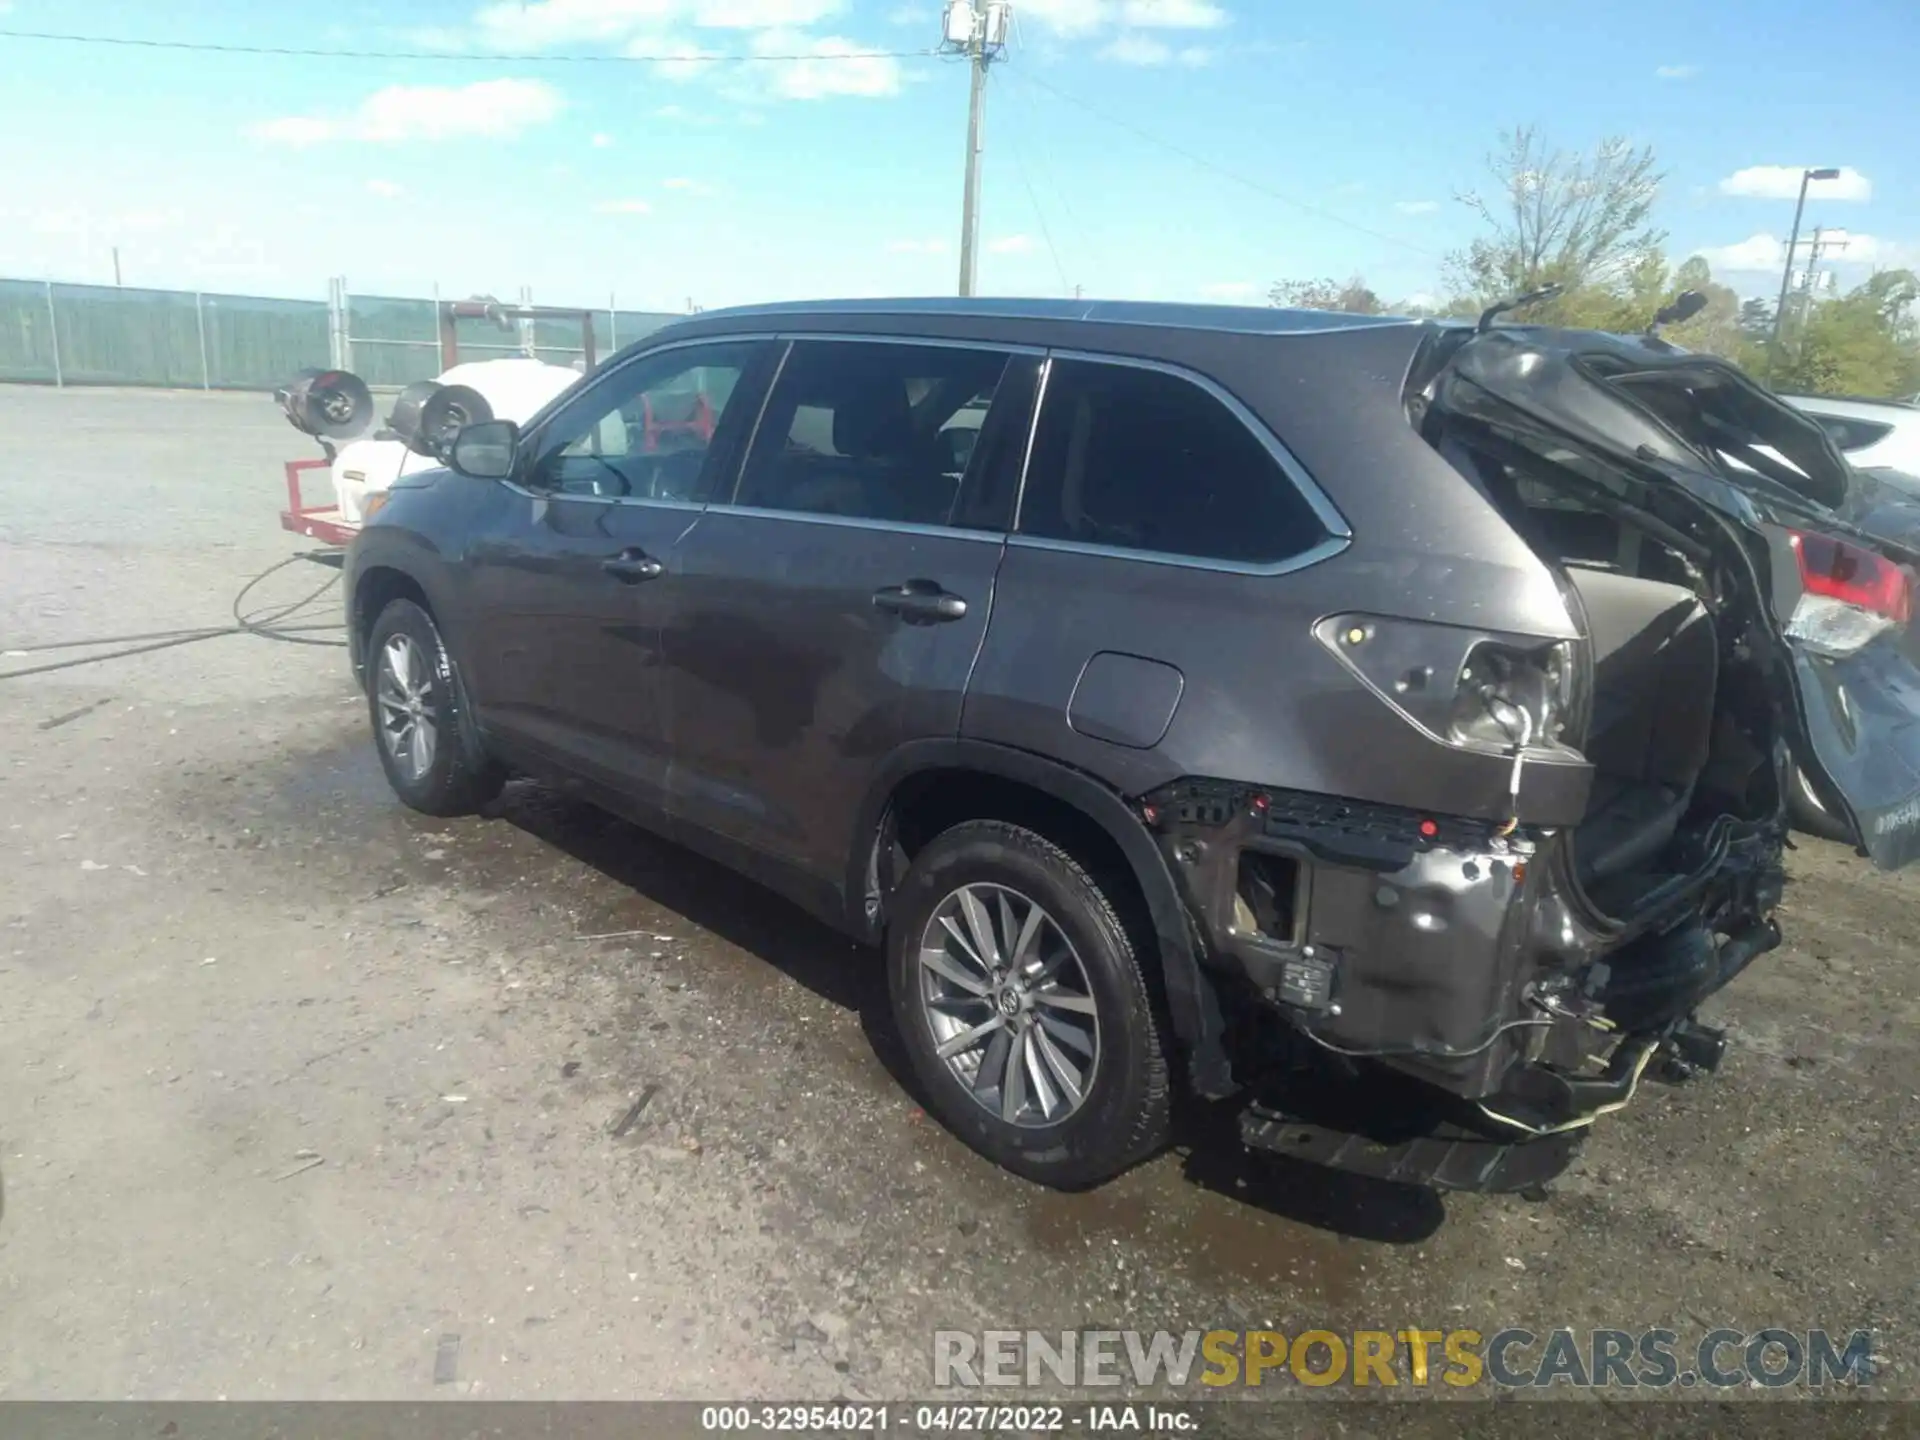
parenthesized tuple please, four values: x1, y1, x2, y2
(341, 298, 1920, 1194)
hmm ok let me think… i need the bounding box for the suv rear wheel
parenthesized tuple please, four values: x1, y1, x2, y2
(887, 820, 1170, 1189)
(366, 598, 505, 817)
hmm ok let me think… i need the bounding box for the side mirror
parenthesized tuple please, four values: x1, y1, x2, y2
(448, 419, 520, 480)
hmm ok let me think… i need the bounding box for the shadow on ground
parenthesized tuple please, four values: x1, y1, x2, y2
(490, 779, 1447, 1246)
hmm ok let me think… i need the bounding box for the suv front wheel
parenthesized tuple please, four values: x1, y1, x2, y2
(366, 598, 505, 817)
(887, 821, 1171, 1189)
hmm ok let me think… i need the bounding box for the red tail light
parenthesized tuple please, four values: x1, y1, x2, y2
(1787, 530, 1912, 657)
(1791, 530, 1911, 622)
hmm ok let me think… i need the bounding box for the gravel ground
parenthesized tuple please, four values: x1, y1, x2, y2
(0, 385, 1914, 1417)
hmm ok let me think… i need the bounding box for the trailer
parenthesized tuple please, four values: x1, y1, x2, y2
(276, 301, 600, 547)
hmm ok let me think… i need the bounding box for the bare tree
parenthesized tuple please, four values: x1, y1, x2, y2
(1447, 126, 1666, 304)
(1269, 276, 1384, 315)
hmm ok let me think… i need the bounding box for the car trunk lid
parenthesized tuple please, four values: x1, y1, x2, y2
(1430, 326, 1920, 869)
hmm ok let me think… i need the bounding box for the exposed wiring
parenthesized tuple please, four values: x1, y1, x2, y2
(1299, 1015, 1553, 1062)
(0, 552, 346, 682)
(0, 27, 939, 65)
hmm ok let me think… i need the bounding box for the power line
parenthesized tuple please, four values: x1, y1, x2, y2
(1003, 67, 1439, 258)
(0, 27, 938, 65)
(1002, 17, 1108, 289)
(992, 71, 1072, 297)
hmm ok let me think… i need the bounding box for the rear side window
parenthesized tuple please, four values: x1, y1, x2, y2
(1017, 358, 1327, 565)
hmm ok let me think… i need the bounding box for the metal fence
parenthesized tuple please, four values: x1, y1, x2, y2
(0, 276, 681, 391)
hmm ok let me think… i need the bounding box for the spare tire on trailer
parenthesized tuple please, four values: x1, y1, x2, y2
(276, 367, 374, 441)
(389, 382, 494, 457)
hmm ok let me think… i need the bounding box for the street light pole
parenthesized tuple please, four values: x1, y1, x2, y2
(1767, 166, 1840, 382)
(944, 2, 1010, 298)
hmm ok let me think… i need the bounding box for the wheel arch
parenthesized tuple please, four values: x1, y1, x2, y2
(850, 738, 1233, 1098)
(353, 556, 490, 777)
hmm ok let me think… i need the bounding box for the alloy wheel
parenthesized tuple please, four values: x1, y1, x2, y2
(917, 882, 1101, 1129)
(376, 633, 438, 783)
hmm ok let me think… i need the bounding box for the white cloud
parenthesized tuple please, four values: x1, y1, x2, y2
(631, 36, 724, 78)
(1200, 281, 1261, 301)
(1098, 33, 1211, 64)
(697, 0, 845, 23)
(473, 0, 845, 48)
(592, 131, 614, 146)
(1014, 0, 1107, 35)
(1718, 164, 1872, 202)
(887, 238, 949, 254)
(662, 176, 716, 194)
(366, 179, 405, 198)
(1692, 233, 1785, 273)
(594, 198, 654, 214)
(989, 234, 1037, 255)
(885, 2, 926, 22)
(1694, 228, 1920, 277)
(1101, 34, 1170, 64)
(755, 31, 904, 97)
(251, 79, 563, 145)
(1806, 232, 1920, 268)
(1120, 0, 1228, 27)
(1394, 200, 1440, 215)
(1654, 63, 1699, 80)
(1021, 0, 1226, 36)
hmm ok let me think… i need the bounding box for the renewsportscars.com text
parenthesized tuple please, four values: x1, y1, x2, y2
(933, 1328, 1881, 1390)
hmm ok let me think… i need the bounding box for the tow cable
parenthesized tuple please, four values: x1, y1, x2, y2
(0, 552, 346, 682)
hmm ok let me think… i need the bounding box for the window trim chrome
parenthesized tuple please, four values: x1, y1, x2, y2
(689, 504, 1006, 543)
(1004, 347, 1354, 577)
(500, 331, 779, 508)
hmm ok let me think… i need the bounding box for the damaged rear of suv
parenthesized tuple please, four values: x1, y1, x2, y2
(1153, 317, 1920, 1192)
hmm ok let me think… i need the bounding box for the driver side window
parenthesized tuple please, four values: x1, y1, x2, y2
(531, 343, 757, 501)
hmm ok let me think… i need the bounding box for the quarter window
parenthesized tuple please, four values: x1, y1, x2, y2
(1017, 358, 1327, 565)
(731, 341, 1022, 528)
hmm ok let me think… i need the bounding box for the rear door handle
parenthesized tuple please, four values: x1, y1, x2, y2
(872, 581, 968, 623)
(602, 548, 665, 584)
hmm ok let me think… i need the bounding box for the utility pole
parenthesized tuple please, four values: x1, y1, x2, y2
(1804, 226, 1850, 309)
(942, 2, 1010, 298)
(112, 246, 121, 287)
(1766, 165, 1839, 382)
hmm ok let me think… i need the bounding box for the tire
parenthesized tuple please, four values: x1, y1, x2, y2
(1787, 764, 1853, 844)
(365, 598, 505, 817)
(887, 820, 1171, 1189)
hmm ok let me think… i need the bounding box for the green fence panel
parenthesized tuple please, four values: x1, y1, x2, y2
(0, 279, 60, 383)
(344, 293, 441, 387)
(0, 277, 689, 390)
(49, 282, 205, 387)
(200, 290, 329, 390)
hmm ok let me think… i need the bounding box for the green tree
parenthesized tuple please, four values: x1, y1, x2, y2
(1446, 126, 1666, 311)
(1771, 269, 1920, 397)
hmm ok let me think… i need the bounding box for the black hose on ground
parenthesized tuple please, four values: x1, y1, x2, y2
(0, 551, 348, 682)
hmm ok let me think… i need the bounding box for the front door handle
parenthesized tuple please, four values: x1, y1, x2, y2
(602, 548, 665, 584)
(872, 581, 968, 623)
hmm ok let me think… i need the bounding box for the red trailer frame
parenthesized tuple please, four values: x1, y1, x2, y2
(278, 301, 601, 547)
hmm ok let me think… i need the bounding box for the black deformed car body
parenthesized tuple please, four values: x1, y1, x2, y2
(342, 299, 1920, 1192)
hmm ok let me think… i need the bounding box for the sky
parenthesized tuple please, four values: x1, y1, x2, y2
(0, 0, 1915, 314)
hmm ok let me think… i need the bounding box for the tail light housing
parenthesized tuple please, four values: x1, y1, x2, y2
(1787, 530, 1912, 658)
(1449, 640, 1576, 752)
